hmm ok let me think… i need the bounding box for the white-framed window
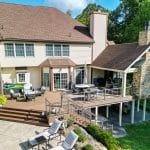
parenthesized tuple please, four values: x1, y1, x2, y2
(54, 73, 68, 89)
(62, 45, 69, 56)
(54, 45, 61, 56)
(16, 72, 30, 83)
(26, 44, 34, 56)
(4, 43, 34, 57)
(4, 43, 14, 56)
(46, 44, 53, 56)
(15, 43, 25, 56)
(45, 44, 70, 57)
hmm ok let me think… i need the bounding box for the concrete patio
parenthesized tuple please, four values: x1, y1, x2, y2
(0, 120, 65, 150)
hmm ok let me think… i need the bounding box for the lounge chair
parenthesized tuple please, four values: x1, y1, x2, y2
(28, 119, 63, 148)
(49, 130, 78, 150)
(10, 89, 20, 100)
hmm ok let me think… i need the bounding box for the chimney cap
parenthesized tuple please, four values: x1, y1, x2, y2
(90, 10, 108, 15)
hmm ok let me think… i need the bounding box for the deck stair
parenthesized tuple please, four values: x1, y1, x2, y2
(70, 113, 90, 128)
(45, 97, 95, 128)
(69, 100, 95, 128)
(0, 107, 48, 126)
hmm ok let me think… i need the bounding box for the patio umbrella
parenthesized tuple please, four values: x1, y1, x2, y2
(83, 61, 88, 84)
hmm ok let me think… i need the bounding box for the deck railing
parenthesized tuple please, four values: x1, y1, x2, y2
(45, 93, 96, 124)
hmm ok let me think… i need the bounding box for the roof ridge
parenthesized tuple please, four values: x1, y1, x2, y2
(111, 42, 138, 46)
(0, 2, 59, 10)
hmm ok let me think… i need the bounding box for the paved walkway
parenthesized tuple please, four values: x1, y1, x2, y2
(0, 120, 46, 150)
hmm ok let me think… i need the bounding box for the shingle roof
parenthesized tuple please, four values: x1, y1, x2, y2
(0, 2, 93, 43)
(40, 58, 76, 67)
(92, 43, 150, 71)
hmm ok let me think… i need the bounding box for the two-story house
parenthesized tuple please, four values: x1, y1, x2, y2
(0, 2, 107, 91)
(0, 2, 150, 98)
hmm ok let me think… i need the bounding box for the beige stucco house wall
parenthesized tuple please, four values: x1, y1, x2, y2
(0, 41, 93, 89)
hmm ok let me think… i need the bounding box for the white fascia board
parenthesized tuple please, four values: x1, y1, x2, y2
(125, 46, 150, 73)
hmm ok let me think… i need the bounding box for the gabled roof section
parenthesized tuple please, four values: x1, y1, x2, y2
(40, 58, 76, 67)
(0, 2, 94, 43)
(92, 43, 150, 71)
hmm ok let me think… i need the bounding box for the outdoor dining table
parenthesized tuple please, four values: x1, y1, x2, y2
(75, 84, 95, 89)
(75, 84, 95, 93)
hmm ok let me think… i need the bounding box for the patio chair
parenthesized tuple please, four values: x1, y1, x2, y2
(28, 119, 63, 148)
(49, 130, 78, 150)
(10, 89, 20, 100)
(36, 86, 46, 96)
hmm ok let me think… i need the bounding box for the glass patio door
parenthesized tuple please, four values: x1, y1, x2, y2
(76, 67, 85, 84)
(54, 73, 68, 89)
(43, 73, 49, 87)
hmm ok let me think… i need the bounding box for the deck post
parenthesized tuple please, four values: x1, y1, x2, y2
(142, 97, 147, 121)
(131, 100, 135, 124)
(95, 106, 98, 125)
(137, 98, 140, 112)
(122, 72, 127, 97)
(106, 105, 109, 118)
(49, 67, 53, 91)
(119, 102, 123, 126)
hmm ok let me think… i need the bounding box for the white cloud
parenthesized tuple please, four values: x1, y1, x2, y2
(45, 0, 95, 12)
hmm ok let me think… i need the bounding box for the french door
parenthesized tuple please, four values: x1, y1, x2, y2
(54, 73, 68, 89)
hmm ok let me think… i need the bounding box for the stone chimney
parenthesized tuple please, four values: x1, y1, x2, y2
(139, 21, 150, 45)
(90, 10, 108, 60)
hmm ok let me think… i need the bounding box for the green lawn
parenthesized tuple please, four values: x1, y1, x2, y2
(118, 121, 150, 150)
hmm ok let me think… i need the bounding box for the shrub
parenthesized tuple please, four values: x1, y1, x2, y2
(82, 144, 94, 150)
(67, 117, 74, 127)
(0, 95, 7, 105)
(86, 124, 119, 150)
(74, 127, 87, 143)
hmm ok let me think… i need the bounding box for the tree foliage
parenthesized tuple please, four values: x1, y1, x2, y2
(76, 3, 108, 26)
(76, 1, 150, 43)
(66, 9, 72, 16)
(108, 0, 150, 43)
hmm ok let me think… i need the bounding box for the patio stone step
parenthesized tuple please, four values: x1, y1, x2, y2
(0, 107, 48, 126)
(0, 109, 43, 117)
(0, 112, 47, 122)
(0, 116, 48, 126)
(1, 106, 43, 113)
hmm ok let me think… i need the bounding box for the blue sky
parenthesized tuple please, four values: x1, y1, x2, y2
(0, 0, 120, 17)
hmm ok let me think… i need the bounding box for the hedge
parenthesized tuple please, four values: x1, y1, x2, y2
(82, 144, 94, 150)
(74, 127, 87, 143)
(86, 124, 119, 150)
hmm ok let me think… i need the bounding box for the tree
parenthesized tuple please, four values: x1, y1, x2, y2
(76, 1, 150, 44)
(66, 9, 72, 16)
(108, 0, 150, 43)
(76, 3, 108, 26)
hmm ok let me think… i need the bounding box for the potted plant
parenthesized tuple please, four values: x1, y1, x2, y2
(0, 95, 7, 107)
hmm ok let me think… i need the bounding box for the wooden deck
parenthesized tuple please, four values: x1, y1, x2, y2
(67, 94, 133, 109)
(4, 91, 133, 111)
(5, 91, 64, 111)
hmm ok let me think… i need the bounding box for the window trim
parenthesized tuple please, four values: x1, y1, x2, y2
(15, 43, 25, 57)
(4, 42, 35, 57)
(45, 43, 70, 57)
(4, 43, 15, 57)
(25, 43, 35, 57)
